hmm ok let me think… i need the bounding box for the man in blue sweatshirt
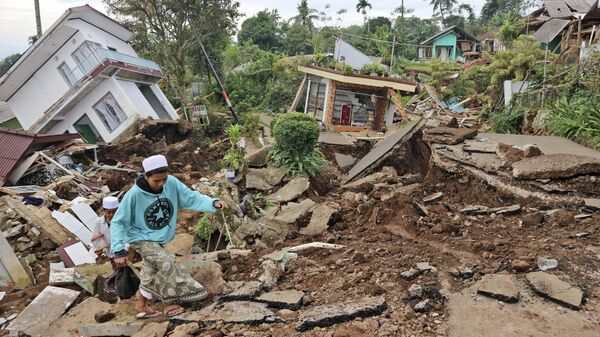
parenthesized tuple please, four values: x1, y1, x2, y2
(110, 154, 227, 318)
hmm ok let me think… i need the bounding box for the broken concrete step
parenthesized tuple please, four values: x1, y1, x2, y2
(176, 301, 279, 325)
(296, 296, 387, 332)
(79, 322, 144, 337)
(267, 177, 310, 203)
(221, 281, 263, 302)
(460, 205, 490, 215)
(526, 272, 583, 310)
(477, 274, 520, 303)
(512, 154, 600, 180)
(255, 289, 305, 310)
(489, 205, 521, 215)
(132, 322, 169, 337)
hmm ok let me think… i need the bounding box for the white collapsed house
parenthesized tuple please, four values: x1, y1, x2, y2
(0, 5, 178, 143)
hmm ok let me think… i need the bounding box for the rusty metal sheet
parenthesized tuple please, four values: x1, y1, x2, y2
(545, 0, 573, 17)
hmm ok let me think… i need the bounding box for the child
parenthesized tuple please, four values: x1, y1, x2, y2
(92, 196, 119, 257)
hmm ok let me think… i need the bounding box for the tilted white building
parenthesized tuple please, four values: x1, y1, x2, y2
(0, 5, 178, 143)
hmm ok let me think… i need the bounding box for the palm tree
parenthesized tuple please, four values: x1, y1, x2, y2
(429, 0, 457, 23)
(293, 0, 319, 31)
(356, 0, 372, 24)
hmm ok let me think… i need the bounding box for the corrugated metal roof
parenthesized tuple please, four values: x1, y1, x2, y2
(533, 19, 571, 42)
(0, 128, 81, 185)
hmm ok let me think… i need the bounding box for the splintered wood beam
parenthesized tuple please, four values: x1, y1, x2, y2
(289, 74, 308, 112)
(388, 88, 409, 122)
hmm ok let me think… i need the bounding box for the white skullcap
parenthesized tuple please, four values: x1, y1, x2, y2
(102, 196, 119, 209)
(142, 154, 168, 173)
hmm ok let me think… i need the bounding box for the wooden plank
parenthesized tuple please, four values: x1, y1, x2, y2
(289, 74, 308, 112)
(388, 89, 410, 121)
(332, 125, 365, 132)
(373, 96, 387, 131)
(38, 151, 86, 180)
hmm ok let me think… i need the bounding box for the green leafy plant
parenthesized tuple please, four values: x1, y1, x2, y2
(222, 124, 245, 170)
(270, 112, 324, 176)
(241, 112, 262, 148)
(491, 108, 524, 134)
(545, 91, 600, 148)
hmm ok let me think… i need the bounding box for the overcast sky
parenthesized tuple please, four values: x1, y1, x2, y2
(0, 0, 487, 59)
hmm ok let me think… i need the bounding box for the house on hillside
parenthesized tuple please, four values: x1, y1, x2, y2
(292, 65, 417, 132)
(527, 0, 600, 55)
(478, 27, 506, 52)
(0, 5, 177, 144)
(418, 26, 480, 62)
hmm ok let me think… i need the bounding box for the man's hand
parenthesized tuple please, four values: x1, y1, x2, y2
(214, 200, 228, 209)
(114, 256, 128, 267)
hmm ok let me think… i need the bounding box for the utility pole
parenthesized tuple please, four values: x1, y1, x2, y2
(34, 0, 42, 37)
(195, 36, 239, 124)
(390, 33, 396, 73)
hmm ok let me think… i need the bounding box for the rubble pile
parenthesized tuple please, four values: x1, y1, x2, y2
(1, 110, 599, 337)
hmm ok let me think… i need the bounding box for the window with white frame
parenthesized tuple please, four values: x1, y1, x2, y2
(92, 92, 127, 133)
(58, 62, 77, 86)
(72, 41, 102, 75)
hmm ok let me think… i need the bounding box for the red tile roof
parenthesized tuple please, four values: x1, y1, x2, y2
(0, 128, 81, 185)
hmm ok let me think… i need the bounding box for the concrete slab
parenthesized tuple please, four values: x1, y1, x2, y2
(256, 289, 305, 310)
(296, 296, 387, 331)
(164, 233, 195, 256)
(176, 301, 278, 324)
(318, 132, 355, 146)
(526, 272, 583, 310)
(7, 286, 80, 336)
(267, 177, 310, 203)
(0, 233, 32, 288)
(478, 134, 600, 159)
(477, 274, 520, 303)
(345, 117, 424, 183)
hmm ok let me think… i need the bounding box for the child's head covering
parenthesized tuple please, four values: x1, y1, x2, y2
(102, 196, 119, 209)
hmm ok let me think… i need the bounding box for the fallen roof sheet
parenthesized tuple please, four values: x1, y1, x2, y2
(344, 117, 424, 183)
(0, 128, 81, 185)
(533, 19, 571, 42)
(545, 0, 573, 17)
(565, 0, 596, 13)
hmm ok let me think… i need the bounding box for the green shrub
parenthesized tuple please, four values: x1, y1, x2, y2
(491, 108, 524, 134)
(545, 91, 600, 147)
(241, 112, 262, 147)
(222, 124, 245, 170)
(270, 112, 324, 176)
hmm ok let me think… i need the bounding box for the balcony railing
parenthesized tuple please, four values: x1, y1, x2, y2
(65, 47, 162, 86)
